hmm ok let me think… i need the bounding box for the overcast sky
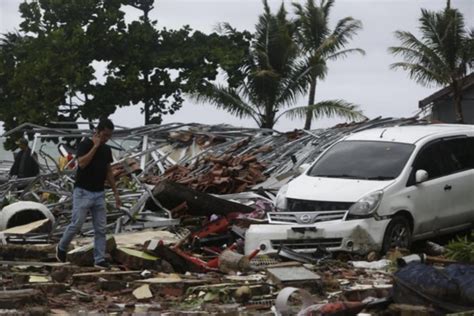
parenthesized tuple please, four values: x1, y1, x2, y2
(1, 0, 473, 132)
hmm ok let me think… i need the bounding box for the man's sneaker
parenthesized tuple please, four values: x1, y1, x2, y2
(94, 260, 111, 269)
(56, 245, 67, 263)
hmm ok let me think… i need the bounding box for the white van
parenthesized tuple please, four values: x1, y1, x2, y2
(245, 124, 474, 255)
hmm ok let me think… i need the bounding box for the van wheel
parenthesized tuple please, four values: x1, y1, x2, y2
(382, 216, 412, 253)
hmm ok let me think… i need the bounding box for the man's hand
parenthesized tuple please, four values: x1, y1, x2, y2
(114, 191, 122, 209)
(92, 133, 101, 148)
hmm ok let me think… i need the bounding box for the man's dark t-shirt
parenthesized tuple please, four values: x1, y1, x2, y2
(75, 138, 113, 192)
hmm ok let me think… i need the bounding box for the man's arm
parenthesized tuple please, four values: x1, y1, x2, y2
(106, 164, 121, 209)
(77, 134, 101, 169)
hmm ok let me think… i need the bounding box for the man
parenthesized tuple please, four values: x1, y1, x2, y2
(56, 118, 121, 268)
(9, 138, 39, 179)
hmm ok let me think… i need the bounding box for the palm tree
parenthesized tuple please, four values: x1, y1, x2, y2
(293, 0, 365, 130)
(389, 1, 474, 123)
(194, 0, 365, 129)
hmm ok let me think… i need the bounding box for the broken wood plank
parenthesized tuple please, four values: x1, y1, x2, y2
(72, 270, 142, 283)
(0, 244, 55, 261)
(149, 180, 253, 216)
(1, 218, 51, 234)
(67, 235, 116, 266)
(0, 260, 68, 267)
(73, 270, 142, 278)
(29, 275, 51, 283)
(113, 247, 159, 270)
(136, 273, 182, 284)
(20, 283, 69, 296)
(99, 280, 128, 292)
(0, 289, 46, 308)
(114, 230, 180, 248)
(133, 284, 153, 300)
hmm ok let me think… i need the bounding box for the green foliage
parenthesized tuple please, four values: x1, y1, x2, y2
(0, 0, 250, 140)
(193, 0, 364, 129)
(390, 6, 473, 87)
(193, 1, 306, 129)
(0, 0, 127, 144)
(389, 3, 474, 122)
(293, 0, 365, 129)
(282, 99, 365, 122)
(445, 231, 474, 262)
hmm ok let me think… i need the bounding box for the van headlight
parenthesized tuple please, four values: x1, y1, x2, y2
(348, 190, 383, 217)
(275, 184, 289, 211)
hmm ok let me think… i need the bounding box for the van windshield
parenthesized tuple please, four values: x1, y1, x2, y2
(308, 140, 415, 180)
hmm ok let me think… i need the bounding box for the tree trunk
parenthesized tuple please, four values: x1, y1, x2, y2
(144, 102, 150, 125)
(150, 180, 254, 216)
(261, 119, 274, 129)
(85, 94, 95, 130)
(262, 102, 275, 129)
(144, 69, 151, 125)
(304, 77, 317, 130)
(142, 6, 152, 125)
(452, 81, 464, 123)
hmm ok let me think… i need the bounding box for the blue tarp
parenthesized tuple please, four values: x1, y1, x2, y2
(393, 262, 474, 312)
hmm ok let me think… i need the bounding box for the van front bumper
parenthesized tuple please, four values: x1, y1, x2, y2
(244, 218, 391, 255)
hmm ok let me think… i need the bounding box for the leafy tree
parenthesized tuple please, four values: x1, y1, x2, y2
(293, 0, 365, 129)
(193, 0, 364, 129)
(105, 0, 250, 124)
(0, 0, 127, 138)
(389, 0, 474, 123)
(0, 0, 250, 133)
(0, 32, 30, 149)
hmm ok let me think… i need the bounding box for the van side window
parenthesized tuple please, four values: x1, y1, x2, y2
(412, 142, 444, 180)
(440, 137, 474, 173)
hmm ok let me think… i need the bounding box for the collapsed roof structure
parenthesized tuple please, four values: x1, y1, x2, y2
(1, 116, 457, 314)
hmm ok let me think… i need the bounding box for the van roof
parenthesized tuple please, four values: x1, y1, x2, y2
(345, 124, 474, 144)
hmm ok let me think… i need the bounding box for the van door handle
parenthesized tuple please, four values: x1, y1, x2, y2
(444, 184, 452, 191)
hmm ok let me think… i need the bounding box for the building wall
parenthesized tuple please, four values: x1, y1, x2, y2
(432, 87, 474, 123)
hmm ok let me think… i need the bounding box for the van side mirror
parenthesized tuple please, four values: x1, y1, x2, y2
(298, 163, 311, 174)
(415, 169, 429, 183)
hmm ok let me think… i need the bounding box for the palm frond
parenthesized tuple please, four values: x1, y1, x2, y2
(238, 79, 259, 107)
(191, 83, 260, 124)
(390, 62, 448, 86)
(389, 31, 451, 77)
(214, 22, 237, 35)
(321, 0, 335, 18)
(0, 32, 24, 52)
(278, 99, 365, 122)
(390, 6, 473, 89)
(293, 1, 363, 67)
(332, 17, 363, 43)
(326, 48, 365, 61)
(275, 61, 313, 108)
(419, 8, 445, 49)
(293, 0, 329, 53)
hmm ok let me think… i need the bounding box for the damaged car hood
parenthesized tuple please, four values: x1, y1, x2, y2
(286, 174, 394, 202)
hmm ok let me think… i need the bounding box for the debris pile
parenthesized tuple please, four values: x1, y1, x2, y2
(0, 117, 472, 314)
